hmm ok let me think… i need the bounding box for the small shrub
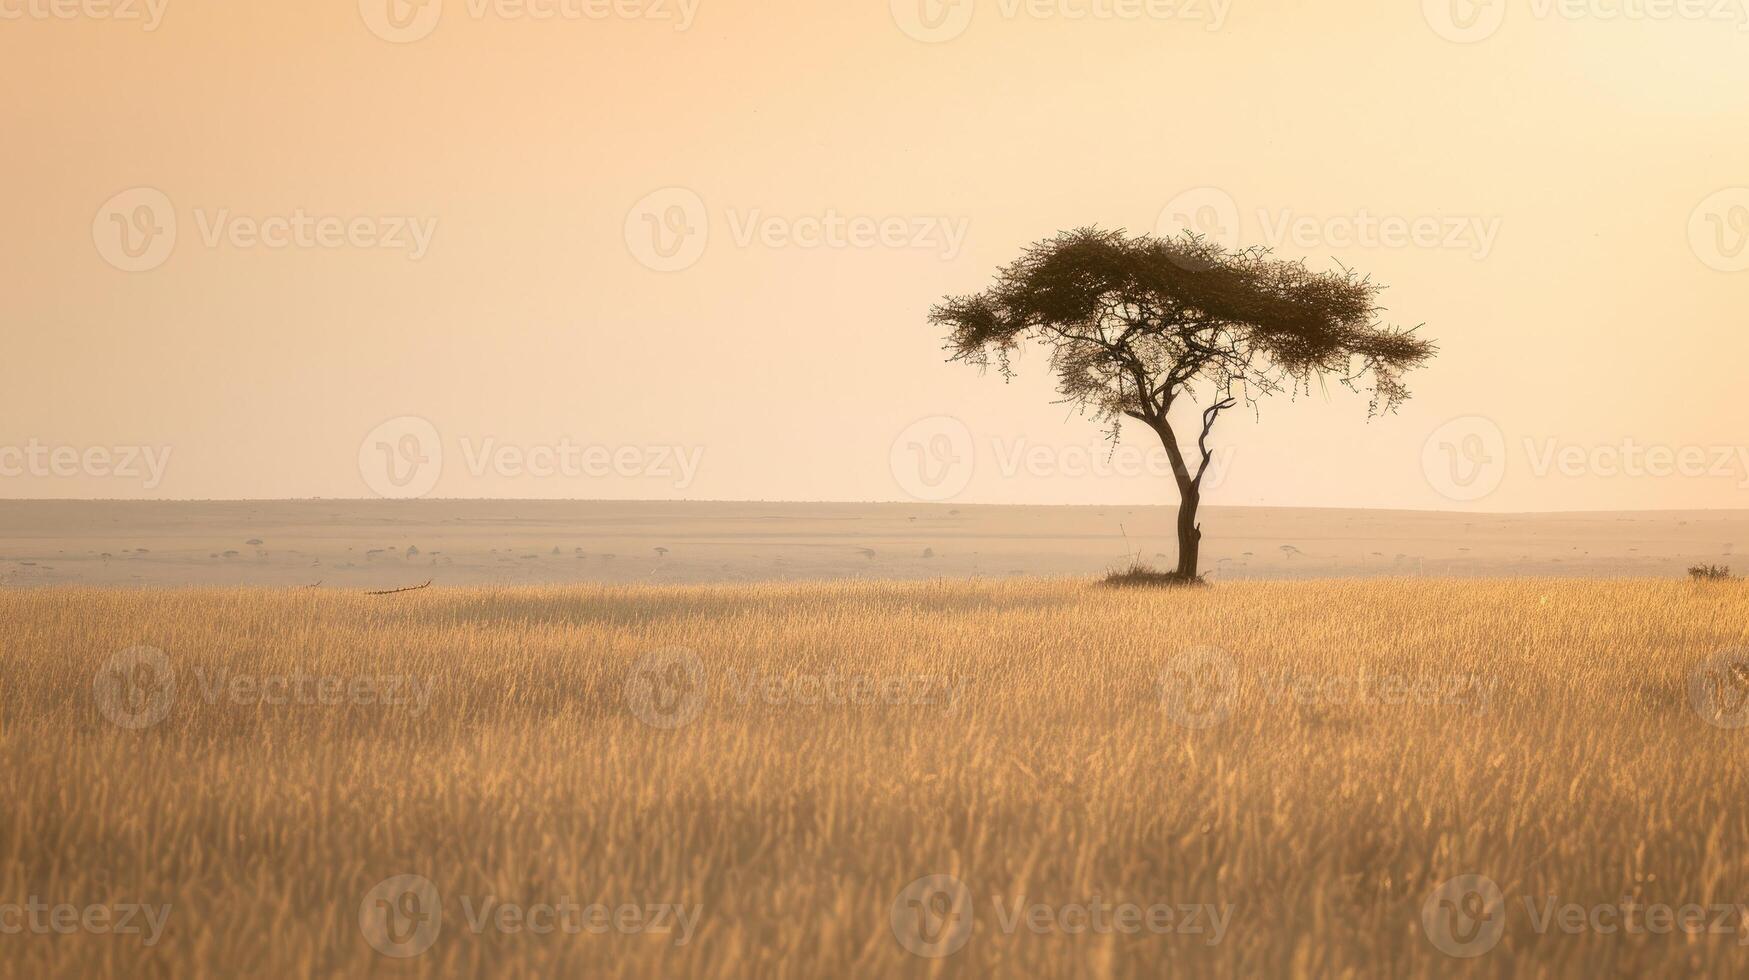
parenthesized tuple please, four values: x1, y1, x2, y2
(1688, 564, 1734, 582)
(1102, 562, 1208, 589)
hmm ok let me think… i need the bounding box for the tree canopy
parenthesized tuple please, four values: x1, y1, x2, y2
(932, 227, 1436, 433)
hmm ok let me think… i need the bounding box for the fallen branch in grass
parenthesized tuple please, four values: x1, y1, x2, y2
(365, 580, 432, 596)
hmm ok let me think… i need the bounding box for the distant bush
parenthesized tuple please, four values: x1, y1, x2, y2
(1688, 564, 1734, 582)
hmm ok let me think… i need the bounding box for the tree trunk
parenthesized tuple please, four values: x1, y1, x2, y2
(1175, 482, 1202, 579)
(1140, 414, 1204, 580)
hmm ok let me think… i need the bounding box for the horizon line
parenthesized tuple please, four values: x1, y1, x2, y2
(1, 498, 1747, 518)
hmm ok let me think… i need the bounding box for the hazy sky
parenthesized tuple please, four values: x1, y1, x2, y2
(4, 0, 1747, 510)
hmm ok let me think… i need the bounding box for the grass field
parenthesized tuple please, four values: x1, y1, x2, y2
(3, 578, 1749, 977)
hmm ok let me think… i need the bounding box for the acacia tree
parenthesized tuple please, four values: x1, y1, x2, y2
(932, 228, 1435, 581)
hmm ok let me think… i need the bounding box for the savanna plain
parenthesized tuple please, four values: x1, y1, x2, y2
(4, 575, 1749, 977)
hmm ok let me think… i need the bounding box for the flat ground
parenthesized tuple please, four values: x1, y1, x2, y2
(0, 500, 1743, 588)
(4, 577, 1748, 977)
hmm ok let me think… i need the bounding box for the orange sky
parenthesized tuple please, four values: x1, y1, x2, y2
(3, 0, 1747, 510)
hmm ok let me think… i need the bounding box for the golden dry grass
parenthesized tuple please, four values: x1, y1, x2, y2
(3, 578, 1749, 978)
